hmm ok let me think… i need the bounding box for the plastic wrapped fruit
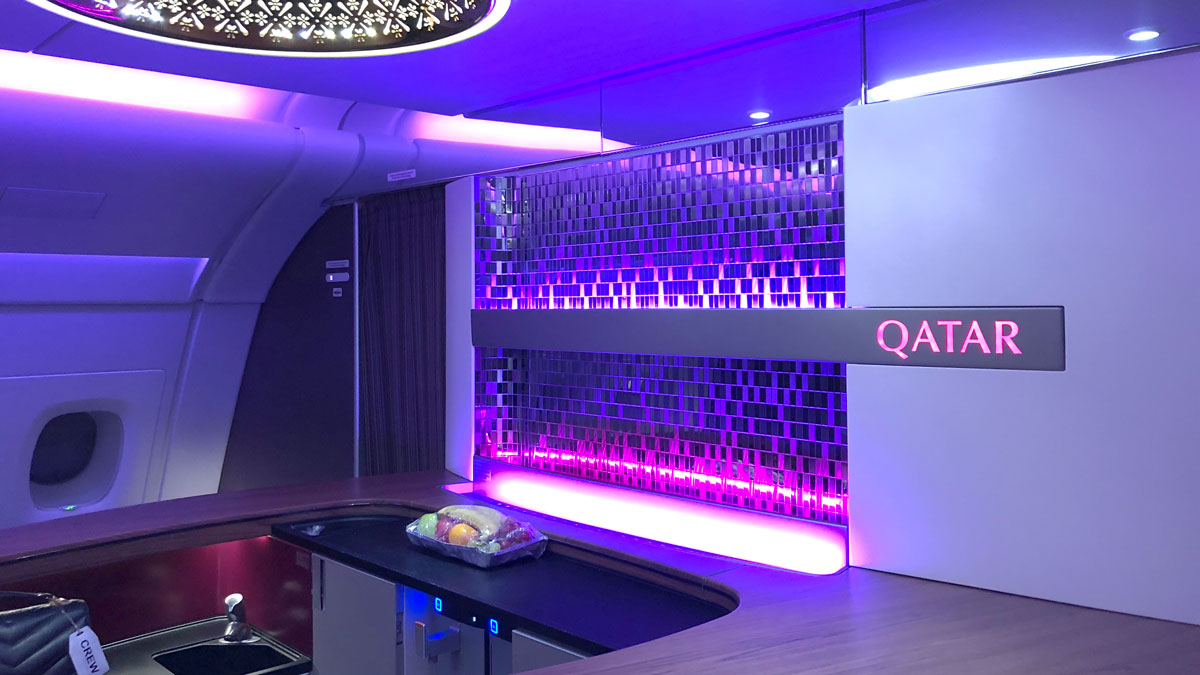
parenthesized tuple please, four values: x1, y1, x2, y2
(437, 505, 504, 539)
(496, 526, 533, 550)
(416, 513, 439, 538)
(434, 517, 456, 541)
(406, 505, 547, 568)
(448, 523, 479, 546)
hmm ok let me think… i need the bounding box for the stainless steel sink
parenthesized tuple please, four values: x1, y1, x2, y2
(104, 617, 311, 675)
(154, 640, 294, 675)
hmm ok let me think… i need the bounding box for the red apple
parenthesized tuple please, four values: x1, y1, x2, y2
(435, 517, 457, 541)
(496, 518, 520, 538)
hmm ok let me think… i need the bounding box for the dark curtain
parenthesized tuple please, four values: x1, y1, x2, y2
(359, 184, 446, 474)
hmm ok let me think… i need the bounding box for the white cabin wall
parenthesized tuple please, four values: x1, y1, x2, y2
(0, 306, 190, 528)
(0, 89, 309, 524)
(155, 303, 260, 501)
(0, 63, 638, 527)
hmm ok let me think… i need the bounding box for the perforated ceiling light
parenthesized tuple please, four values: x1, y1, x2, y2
(25, 0, 510, 57)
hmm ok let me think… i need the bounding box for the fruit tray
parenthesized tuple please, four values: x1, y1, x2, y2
(405, 520, 547, 569)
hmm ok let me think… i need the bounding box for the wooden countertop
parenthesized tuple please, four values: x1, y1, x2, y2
(3, 472, 1199, 674)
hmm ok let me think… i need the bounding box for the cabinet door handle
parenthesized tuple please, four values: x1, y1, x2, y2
(318, 559, 325, 611)
(415, 621, 461, 662)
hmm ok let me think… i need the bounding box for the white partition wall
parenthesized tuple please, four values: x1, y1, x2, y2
(846, 49, 1200, 624)
(444, 177, 476, 480)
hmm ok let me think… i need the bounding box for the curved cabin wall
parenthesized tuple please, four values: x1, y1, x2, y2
(0, 72, 595, 529)
(0, 89, 310, 528)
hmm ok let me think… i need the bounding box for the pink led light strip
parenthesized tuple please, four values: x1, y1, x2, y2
(407, 112, 631, 153)
(465, 468, 848, 575)
(491, 449, 846, 511)
(0, 49, 277, 119)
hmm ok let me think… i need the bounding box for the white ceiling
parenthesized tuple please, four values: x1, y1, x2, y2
(1, 0, 893, 114)
(3, 0, 1199, 145)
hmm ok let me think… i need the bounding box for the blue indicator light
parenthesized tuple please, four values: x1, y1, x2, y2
(489, 619, 499, 635)
(434, 597, 443, 613)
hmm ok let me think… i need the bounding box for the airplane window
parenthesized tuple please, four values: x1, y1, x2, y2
(30, 412, 98, 486)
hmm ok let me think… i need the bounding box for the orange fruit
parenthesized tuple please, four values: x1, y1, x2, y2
(447, 523, 478, 546)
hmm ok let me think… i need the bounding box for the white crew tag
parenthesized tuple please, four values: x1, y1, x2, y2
(68, 626, 109, 675)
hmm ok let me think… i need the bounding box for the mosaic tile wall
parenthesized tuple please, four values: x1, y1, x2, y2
(474, 119, 849, 525)
(475, 121, 845, 310)
(475, 349, 848, 524)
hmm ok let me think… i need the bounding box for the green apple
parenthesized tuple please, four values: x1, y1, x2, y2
(417, 513, 439, 537)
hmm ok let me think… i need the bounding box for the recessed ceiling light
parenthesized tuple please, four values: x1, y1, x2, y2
(24, 0, 511, 57)
(749, 111, 771, 120)
(1126, 29, 1161, 42)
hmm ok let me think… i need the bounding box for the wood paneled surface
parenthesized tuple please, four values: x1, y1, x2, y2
(2, 472, 1199, 674)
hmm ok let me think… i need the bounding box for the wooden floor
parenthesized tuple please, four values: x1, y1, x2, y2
(3, 472, 1199, 674)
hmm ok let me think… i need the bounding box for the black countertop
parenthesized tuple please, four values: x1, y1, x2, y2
(272, 515, 728, 655)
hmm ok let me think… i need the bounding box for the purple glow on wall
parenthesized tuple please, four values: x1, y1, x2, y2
(476, 349, 847, 525)
(474, 118, 849, 529)
(0, 49, 281, 119)
(466, 465, 847, 575)
(476, 121, 845, 310)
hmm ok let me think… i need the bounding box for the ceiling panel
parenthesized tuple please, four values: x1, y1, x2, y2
(6, 0, 892, 115)
(479, 19, 862, 146)
(4, 0, 1199, 148)
(865, 0, 1200, 86)
(604, 19, 862, 145)
(0, 1, 69, 51)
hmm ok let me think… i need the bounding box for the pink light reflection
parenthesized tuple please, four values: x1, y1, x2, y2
(409, 112, 631, 153)
(56, 0, 117, 19)
(474, 470, 847, 575)
(0, 49, 277, 119)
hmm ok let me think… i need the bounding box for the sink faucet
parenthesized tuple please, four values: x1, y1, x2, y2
(222, 593, 255, 643)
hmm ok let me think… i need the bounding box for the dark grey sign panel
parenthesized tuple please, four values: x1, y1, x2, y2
(472, 308, 1065, 371)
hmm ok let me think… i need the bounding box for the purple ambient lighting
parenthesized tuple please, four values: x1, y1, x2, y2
(0, 49, 277, 119)
(867, 55, 1115, 102)
(475, 119, 849, 527)
(468, 468, 847, 575)
(476, 349, 848, 525)
(476, 122, 846, 310)
(409, 112, 631, 153)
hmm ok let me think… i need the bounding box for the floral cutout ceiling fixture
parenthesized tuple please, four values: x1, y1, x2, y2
(28, 0, 508, 56)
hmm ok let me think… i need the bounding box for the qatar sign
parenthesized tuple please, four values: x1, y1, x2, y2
(865, 309, 1064, 369)
(473, 307, 1066, 371)
(877, 319, 1022, 360)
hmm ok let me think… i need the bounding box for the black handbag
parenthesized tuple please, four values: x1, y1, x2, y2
(0, 592, 90, 675)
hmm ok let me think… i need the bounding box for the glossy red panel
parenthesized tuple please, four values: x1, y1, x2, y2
(8, 536, 312, 654)
(8, 546, 220, 643)
(216, 537, 313, 655)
